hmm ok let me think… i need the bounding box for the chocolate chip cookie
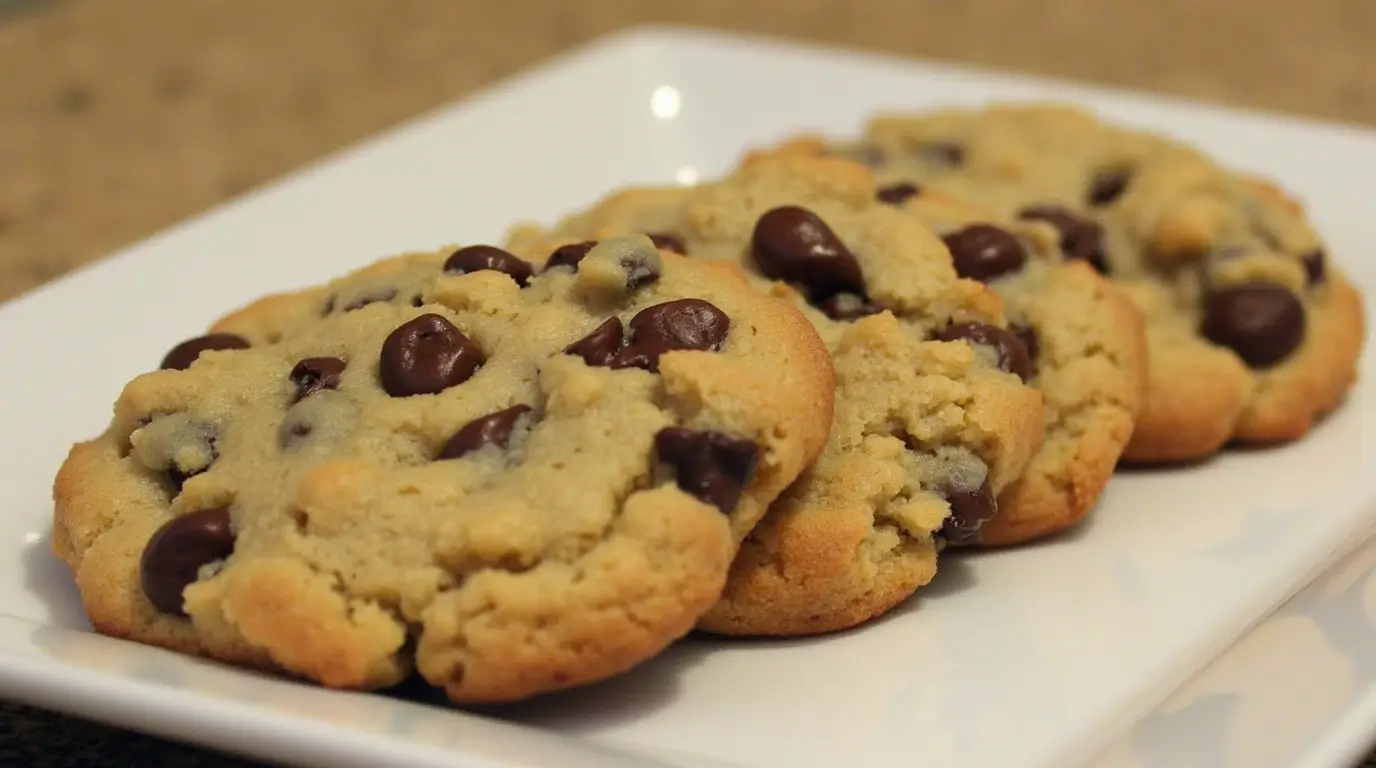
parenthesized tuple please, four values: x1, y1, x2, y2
(506, 152, 1045, 635)
(52, 240, 834, 703)
(826, 103, 1365, 462)
(749, 138, 1149, 544)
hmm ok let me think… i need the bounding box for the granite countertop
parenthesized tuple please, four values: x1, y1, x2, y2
(2, 0, 1374, 765)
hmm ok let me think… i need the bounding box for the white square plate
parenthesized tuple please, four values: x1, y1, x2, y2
(2, 26, 1375, 768)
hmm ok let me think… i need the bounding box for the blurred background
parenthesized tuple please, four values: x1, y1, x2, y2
(1, 0, 1373, 764)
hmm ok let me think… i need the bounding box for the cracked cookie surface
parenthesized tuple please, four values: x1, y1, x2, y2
(52, 242, 834, 703)
(825, 103, 1365, 461)
(506, 152, 1044, 635)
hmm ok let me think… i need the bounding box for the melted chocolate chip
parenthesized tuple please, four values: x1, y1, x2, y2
(438, 404, 533, 460)
(1200, 283, 1306, 369)
(290, 357, 346, 402)
(611, 299, 730, 372)
(818, 293, 884, 321)
(544, 241, 598, 272)
(1010, 323, 1040, 366)
(941, 225, 1028, 283)
(935, 322, 1034, 381)
(160, 333, 250, 371)
(1017, 204, 1110, 274)
(140, 506, 235, 616)
(654, 427, 760, 513)
(937, 479, 997, 545)
(752, 206, 865, 301)
(379, 314, 485, 397)
(342, 289, 398, 312)
(876, 182, 922, 205)
(443, 245, 534, 287)
(648, 233, 687, 255)
(564, 318, 623, 367)
(620, 248, 662, 290)
(1088, 169, 1130, 206)
(1301, 249, 1326, 286)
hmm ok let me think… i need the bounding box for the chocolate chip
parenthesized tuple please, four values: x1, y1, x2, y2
(564, 318, 623, 367)
(941, 225, 1028, 282)
(1088, 169, 1130, 206)
(620, 248, 662, 290)
(140, 507, 235, 616)
(919, 142, 964, 166)
(444, 245, 533, 287)
(1301, 249, 1326, 286)
(611, 299, 730, 372)
(438, 404, 533, 460)
(160, 333, 250, 371)
(937, 479, 996, 545)
(544, 241, 598, 272)
(1010, 323, 1040, 366)
(648, 233, 687, 255)
(1017, 204, 1110, 274)
(818, 293, 884, 321)
(290, 357, 346, 402)
(876, 182, 921, 205)
(342, 289, 398, 312)
(379, 314, 485, 397)
(654, 427, 759, 513)
(410, 295, 425, 307)
(935, 322, 1034, 381)
(1200, 283, 1306, 369)
(752, 206, 865, 301)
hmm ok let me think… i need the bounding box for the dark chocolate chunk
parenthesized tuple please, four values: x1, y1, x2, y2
(438, 404, 533, 460)
(564, 318, 624, 367)
(876, 182, 922, 205)
(160, 333, 250, 371)
(379, 314, 485, 397)
(1088, 169, 1130, 206)
(610, 299, 730, 372)
(443, 245, 534, 287)
(937, 479, 997, 545)
(140, 506, 235, 616)
(1010, 323, 1040, 367)
(1017, 204, 1110, 274)
(654, 427, 760, 513)
(544, 241, 598, 272)
(752, 205, 865, 300)
(935, 322, 1034, 382)
(941, 225, 1028, 283)
(1200, 283, 1306, 369)
(290, 357, 346, 402)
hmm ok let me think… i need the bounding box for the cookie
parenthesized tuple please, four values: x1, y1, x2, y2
(823, 103, 1365, 461)
(746, 138, 1149, 544)
(506, 152, 1045, 635)
(52, 240, 835, 703)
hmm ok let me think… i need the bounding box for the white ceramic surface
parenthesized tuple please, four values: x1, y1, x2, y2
(1, 25, 1374, 768)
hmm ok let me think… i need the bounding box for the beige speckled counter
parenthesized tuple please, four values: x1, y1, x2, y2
(2, 0, 1374, 765)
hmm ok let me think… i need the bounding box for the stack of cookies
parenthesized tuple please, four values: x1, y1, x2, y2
(52, 103, 1366, 705)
